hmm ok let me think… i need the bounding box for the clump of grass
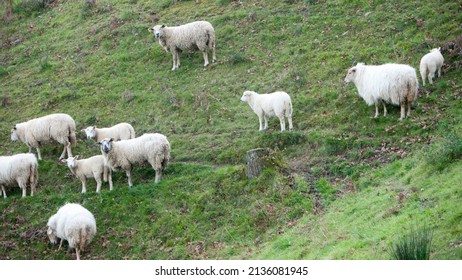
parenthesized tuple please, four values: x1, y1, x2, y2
(227, 52, 249, 65)
(424, 133, 462, 171)
(14, 0, 46, 17)
(388, 225, 433, 260)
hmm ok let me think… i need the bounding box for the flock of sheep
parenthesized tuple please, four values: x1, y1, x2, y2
(0, 15, 446, 259)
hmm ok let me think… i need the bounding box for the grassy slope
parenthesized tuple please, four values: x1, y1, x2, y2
(0, 0, 461, 259)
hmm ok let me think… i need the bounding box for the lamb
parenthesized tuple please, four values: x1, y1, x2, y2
(11, 113, 77, 160)
(0, 153, 38, 198)
(240, 90, 293, 132)
(82, 122, 136, 142)
(61, 155, 113, 193)
(420, 47, 444, 86)
(98, 133, 170, 187)
(47, 203, 97, 260)
(150, 21, 216, 70)
(344, 63, 419, 120)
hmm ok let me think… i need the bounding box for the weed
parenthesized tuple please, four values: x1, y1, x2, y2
(425, 133, 462, 171)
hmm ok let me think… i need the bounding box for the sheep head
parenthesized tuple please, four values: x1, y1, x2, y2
(10, 125, 20, 142)
(240, 91, 254, 103)
(82, 126, 96, 140)
(98, 138, 114, 154)
(151, 24, 166, 39)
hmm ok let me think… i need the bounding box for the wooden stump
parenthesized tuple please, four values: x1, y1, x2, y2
(245, 148, 271, 179)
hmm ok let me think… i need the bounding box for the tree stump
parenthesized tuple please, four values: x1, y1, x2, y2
(245, 148, 271, 179)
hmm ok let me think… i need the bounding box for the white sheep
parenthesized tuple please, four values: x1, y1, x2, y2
(47, 203, 96, 260)
(344, 63, 419, 120)
(150, 21, 216, 70)
(420, 47, 444, 86)
(11, 113, 77, 160)
(82, 122, 136, 142)
(0, 153, 38, 198)
(98, 133, 171, 187)
(61, 155, 113, 193)
(240, 90, 293, 132)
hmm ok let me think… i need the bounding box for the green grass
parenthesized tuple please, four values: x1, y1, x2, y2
(1, 0, 461, 259)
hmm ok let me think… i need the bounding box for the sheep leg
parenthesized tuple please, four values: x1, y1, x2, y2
(154, 169, 162, 184)
(374, 102, 380, 118)
(288, 116, 293, 130)
(108, 169, 113, 191)
(81, 179, 87, 193)
(58, 239, 63, 250)
(421, 70, 426, 86)
(75, 248, 80, 261)
(437, 66, 442, 78)
(258, 115, 264, 131)
(382, 102, 387, 117)
(1, 185, 6, 198)
(279, 116, 286, 132)
(95, 176, 102, 193)
(66, 142, 73, 158)
(126, 169, 133, 188)
(212, 43, 216, 63)
(36, 147, 42, 161)
(399, 102, 406, 121)
(18, 181, 27, 198)
(263, 116, 269, 130)
(428, 72, 434, 85)
(407, 100, 412, 118)
(202, 51, 209, 67)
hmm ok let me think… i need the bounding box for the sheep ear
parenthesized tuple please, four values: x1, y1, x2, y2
(13, 125, 16, 130)
(110, 138, 114, 142)
(92, 126, 96, 129)
(161, 24, 165, 28)
(75, 155, 80, 160)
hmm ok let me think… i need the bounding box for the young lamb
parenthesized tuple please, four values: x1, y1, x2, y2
(98, 133, 171, 187)
(0, 153, 38, 198)
(82, 122, 136, 142)
(11, 113, 77, 160)
(150, 21, 216, 70)
(240, 90, 293, 132)
(47, 203, 96, 260)
(344, 63, 419, 120)
(61, 155, 113, 193)
(420, 47, 444, 86)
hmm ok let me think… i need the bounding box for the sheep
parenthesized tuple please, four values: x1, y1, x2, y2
(47, 203, 96, 260)
(11, 113, 77, 160)
(61, 155, 113, 193)
(0, 153, 38, 198)
(344, 63, 419, 120)
(98, 133, 170, 187)
(420, 47, 444, 86)
(240, 90, 293, 132)
(150, 21, 216, 70)
(82, 122, 136, 142)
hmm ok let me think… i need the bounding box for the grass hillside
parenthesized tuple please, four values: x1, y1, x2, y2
(1, 0, 461, 260)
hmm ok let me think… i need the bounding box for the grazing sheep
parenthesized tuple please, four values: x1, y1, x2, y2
(82, 123, 136, 142)
(47, 203, 96, 260)
(61, 155, 113, 193)
(344, 63, 419, 120)
(420, 48, 444, 86)
(11, 113, 77, 160)
(98, 133, 170, 187)
(0, 153, 38, 198)
(150, 21, 216, 70)
(240, 90, 293, 132)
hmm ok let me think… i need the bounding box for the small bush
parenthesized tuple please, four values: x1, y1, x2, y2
(389, 225, 433, 260)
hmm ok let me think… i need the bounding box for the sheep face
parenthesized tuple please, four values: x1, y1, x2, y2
(240, 91, 253, 102)
(151, 25, 165, 39)
(99, 138, 114, 154)
(83, 126, 96, 140)
(10, 126, 18, 142)
(47, 227, 58, 245)
(64, 156, 79, 169)
(344, 67, 357, 84)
